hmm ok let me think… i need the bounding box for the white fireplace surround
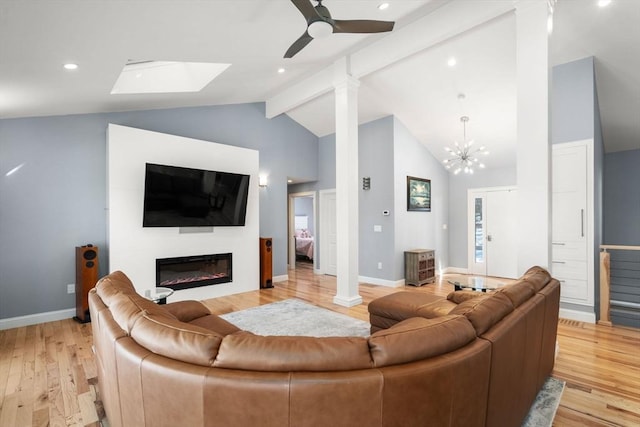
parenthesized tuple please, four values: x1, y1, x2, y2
(106, 124, 260, 302)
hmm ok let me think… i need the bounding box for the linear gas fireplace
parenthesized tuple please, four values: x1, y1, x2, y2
(156, 253, 232, 291)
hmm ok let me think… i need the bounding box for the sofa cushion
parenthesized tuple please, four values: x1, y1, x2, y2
(164, 300, 211, 322)
(368, 292, 442, 321)
(521, 266, 552, 292)
(95, 270, 137, 306)
(108, 291, 177, 334)
(368, 315, 476, 367)
(446, 291, 489, 304)
(130, 312, 223, 367)
(496, 281, 535, 307)
(449, 292, 514, 335)
(214, 331, 373, 372)
(189, 314, 241, 336)
(415, 299, 458, 318)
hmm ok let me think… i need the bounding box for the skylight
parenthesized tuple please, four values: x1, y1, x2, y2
(110, 61, 231, 95)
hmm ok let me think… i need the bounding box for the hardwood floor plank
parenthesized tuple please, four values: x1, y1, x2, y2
(0, 266, 638, 426)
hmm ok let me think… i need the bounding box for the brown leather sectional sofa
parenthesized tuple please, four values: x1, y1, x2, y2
(89, 266, 559, 427)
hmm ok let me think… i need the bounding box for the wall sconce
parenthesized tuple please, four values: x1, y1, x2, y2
(362, 177, 371, 190)
(259, 175, 268, 187)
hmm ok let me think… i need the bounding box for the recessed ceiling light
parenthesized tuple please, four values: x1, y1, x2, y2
(287, 179, 293, 183)
(598, 0, 612, 7)
(278, 67, 286, 74)
(447, 57, 457, 67)
(378, 3, 390, 11)
(63, 63, 78, 70)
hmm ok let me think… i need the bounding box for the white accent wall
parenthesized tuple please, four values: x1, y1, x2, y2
(107, 124, 259, 302)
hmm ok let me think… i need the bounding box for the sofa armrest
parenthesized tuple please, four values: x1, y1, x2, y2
(164, 300, 211, 322)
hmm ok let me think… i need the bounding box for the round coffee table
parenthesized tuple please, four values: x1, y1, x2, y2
(146, 287, 174, 304)
(447, 276, 505, 293)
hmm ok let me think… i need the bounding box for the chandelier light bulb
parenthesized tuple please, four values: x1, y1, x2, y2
(442, 115, 489, 175)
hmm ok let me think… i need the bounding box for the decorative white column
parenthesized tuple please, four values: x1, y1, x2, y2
(333, 57, 362, 307)
(515, 0, 552, 274)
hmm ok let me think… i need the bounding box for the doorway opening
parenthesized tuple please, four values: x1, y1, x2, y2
(288, 191, 317, 271)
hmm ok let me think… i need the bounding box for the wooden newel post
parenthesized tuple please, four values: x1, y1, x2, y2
(599, 250, 612, 326)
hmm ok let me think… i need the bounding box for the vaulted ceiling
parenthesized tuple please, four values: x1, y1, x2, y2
(1, 0, 638, 171)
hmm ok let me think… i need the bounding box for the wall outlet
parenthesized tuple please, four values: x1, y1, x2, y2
(377, 262, 382, 270)
(67, 284, 75, 294)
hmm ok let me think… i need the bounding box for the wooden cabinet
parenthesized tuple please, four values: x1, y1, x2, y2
(405, 249, 435, 286)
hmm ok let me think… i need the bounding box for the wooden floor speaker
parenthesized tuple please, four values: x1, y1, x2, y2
(259, 237, 273, 289)
(75, 245, 99, 323)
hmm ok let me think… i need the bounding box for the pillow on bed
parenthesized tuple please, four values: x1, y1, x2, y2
(296, 229, 311, 238)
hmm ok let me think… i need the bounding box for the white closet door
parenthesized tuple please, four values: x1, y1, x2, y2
(320, 190, 337, 276)
(552, 141, 593, 308)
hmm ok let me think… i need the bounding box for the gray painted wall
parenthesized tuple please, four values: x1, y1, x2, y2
(603, 149, 640, 245)
(552, 57, 595, 144)
(289, 116, 450, 283)
(0, 102, 318, 320)
(393, 117, 449, 279)
(358, 116, 395, 280)
(603, 148, 640, 328)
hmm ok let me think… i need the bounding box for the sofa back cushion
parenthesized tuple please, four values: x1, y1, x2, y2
(95, 270, 137, 304)
(214, 332, 373, 371)
(368, 315, 476, 367)
(449, 292, 514, 335)
(521, 266, 552, 292)
(497, 281, 536, 308)
(107, 292, 177, 334)
(130, 312, 223, 366)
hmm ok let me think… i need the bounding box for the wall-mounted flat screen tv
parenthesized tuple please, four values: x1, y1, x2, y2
(143, 163, 250, 227)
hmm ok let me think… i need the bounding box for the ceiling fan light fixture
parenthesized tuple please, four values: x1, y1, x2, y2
(308, 20, 333, 39)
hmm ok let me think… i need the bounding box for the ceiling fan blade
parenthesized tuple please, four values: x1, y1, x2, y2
(284, 31, 314, 58)
(290, 0, 321, 23)
(332, 19, 395, 34)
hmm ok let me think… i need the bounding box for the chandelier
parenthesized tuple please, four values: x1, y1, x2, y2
(443, 116, 489, 175)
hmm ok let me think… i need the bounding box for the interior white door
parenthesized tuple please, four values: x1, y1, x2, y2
(468, 187, 518, 278)
(320, 190, 337, 276)
(552, 142, 592, 307)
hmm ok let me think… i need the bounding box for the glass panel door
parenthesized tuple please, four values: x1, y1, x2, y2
(474, 197, 485, 263)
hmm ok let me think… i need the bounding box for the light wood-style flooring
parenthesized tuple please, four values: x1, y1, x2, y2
(1, 263, 638, 426)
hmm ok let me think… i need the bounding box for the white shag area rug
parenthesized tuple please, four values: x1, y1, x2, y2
(220, 298, 371, 337)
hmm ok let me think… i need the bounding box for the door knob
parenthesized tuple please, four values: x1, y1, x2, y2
(487, 234, 493, 242)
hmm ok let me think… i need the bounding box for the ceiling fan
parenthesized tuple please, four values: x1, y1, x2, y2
(284, 0, 395, 58)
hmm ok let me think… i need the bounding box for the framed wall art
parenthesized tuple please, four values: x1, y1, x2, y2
(407, 176, 431, 212)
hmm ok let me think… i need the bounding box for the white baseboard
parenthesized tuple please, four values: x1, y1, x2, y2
(359, 275, 404, 287)
(273, 274, 288, 283)
(559, 308, 596, 324)
(0, 308, 76, 331)
(442, 267, 469, 274)
(333, 294, 363, 307)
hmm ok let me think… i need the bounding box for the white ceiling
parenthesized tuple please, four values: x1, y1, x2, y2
(1, 0, 638, 171)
